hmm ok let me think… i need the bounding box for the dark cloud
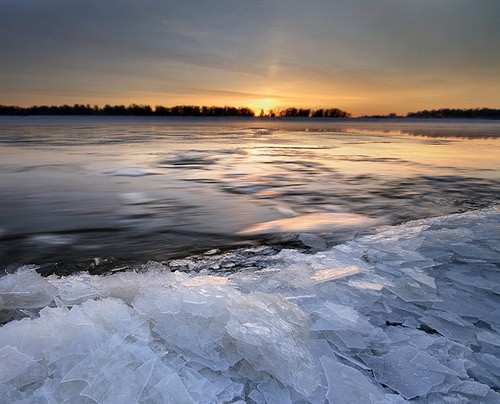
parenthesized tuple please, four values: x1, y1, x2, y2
(0, 0, 498, 113)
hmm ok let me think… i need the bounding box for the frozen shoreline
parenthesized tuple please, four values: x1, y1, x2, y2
(0, 208, 499, 402)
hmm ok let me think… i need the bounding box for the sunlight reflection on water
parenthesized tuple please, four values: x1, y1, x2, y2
(0, 117, 498, 270)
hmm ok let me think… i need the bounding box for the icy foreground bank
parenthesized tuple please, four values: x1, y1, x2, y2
(0, 209, 499, 403)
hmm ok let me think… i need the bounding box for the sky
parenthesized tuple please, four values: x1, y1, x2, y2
(0, 0, 499, 116)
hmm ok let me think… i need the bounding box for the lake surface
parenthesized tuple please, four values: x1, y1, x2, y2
(1, 117, 500, 403)
(0, 116, 499, 272)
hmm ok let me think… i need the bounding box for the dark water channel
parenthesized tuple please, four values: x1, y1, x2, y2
(0, 117, 498, 274)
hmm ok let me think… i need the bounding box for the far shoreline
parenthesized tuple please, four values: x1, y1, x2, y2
(1, 105, 499, 119)
(1, 115, 500, 122)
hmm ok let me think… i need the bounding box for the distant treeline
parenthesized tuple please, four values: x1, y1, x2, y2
(0, 104, 498, 119)
(261, 107, 351, 118)
(406, 108, 500, 119)
(0, 104, 352, 118)
(0, 104, 255, 117)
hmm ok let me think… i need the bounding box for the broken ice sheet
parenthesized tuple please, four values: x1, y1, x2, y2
(347, 280, 384, 290)
(419, 310, 477, 345)
(149, 373, 195, 403)
(79, 353, 156, 403)
(181, 275, 229, 287)
(0, 208, 499, 402)
(320, 356, 386, 404)
(0, 268, 58, 310)
(370, 347, 458, 399)
(256, 378, 292, 404)
(310, 265, 360, 282)
(226, 292, 320, 396)
(298, 233, 327, 250)
(310, 301, 384, 353)
(50, 274, 98, 305)
(0, 346, 46, 389)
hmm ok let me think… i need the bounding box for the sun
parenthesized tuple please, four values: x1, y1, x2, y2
(251, 98, 278, 116)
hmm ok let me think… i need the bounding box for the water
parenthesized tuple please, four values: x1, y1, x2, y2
(0, 116, 499, 272)
(1, 117, 499, 403)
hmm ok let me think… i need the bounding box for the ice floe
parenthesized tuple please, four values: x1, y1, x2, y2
(0, 208, 499, 403)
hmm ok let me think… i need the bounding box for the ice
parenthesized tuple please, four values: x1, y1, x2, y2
(134, 283, 319, 395)
(451, 380, 490, 397)
(151, 373, 195, 403)
(371, 347, 456, 399)
(298, 233, 327, 249)
(320, 356, 385, 403)
(419, 311, 477, 344)
(256, 378, 292, 404)
(226, 292, 320, 395)
(469, 353, 500, 389)
(0, 346, 46, 389)
(311, 301, 386, 354)
(0, 268, 58, 323)
(0, 208, 499, 402)
(78, 350, 156, 403)
(310, 265, 360, 282)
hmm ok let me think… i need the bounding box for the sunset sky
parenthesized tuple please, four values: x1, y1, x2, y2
(1, 0, 499, 116)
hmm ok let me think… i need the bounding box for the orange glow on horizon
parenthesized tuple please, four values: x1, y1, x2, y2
(249, 98, 279, 116)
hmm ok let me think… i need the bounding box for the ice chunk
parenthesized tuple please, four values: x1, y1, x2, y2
(257, 378, 292, 404)
(419, 310, 476, 344)
(0, 346, 46, 388)
(451, 380, 490, 397)
(181, 275, 229, 286)
(477, 329, 500, 347)
(80, 354, 156, 403)
(319, 356, 385, 404)
(311, 302, 385, 353)
(227, 292, 320, 395)
(374, 347, 457, 399)
(51, 274, 98, 305)
(401, 267, 436, 288)
(152, 374, 195, 403)
(0, 268, 58, 310)
(348, 280, 384, 290)
(134, 283, 320, 396)
(298, 233, 327, 249)
(469, 353, 500, 389)
(310, 265, 360, 282)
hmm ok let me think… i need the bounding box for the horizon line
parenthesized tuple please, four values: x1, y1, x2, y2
(1, 104, 500, 119)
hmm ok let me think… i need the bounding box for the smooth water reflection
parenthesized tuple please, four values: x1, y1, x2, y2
(0, 117, 499, 271)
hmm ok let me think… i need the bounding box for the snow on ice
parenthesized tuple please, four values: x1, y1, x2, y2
(0, 208, 499, 403)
